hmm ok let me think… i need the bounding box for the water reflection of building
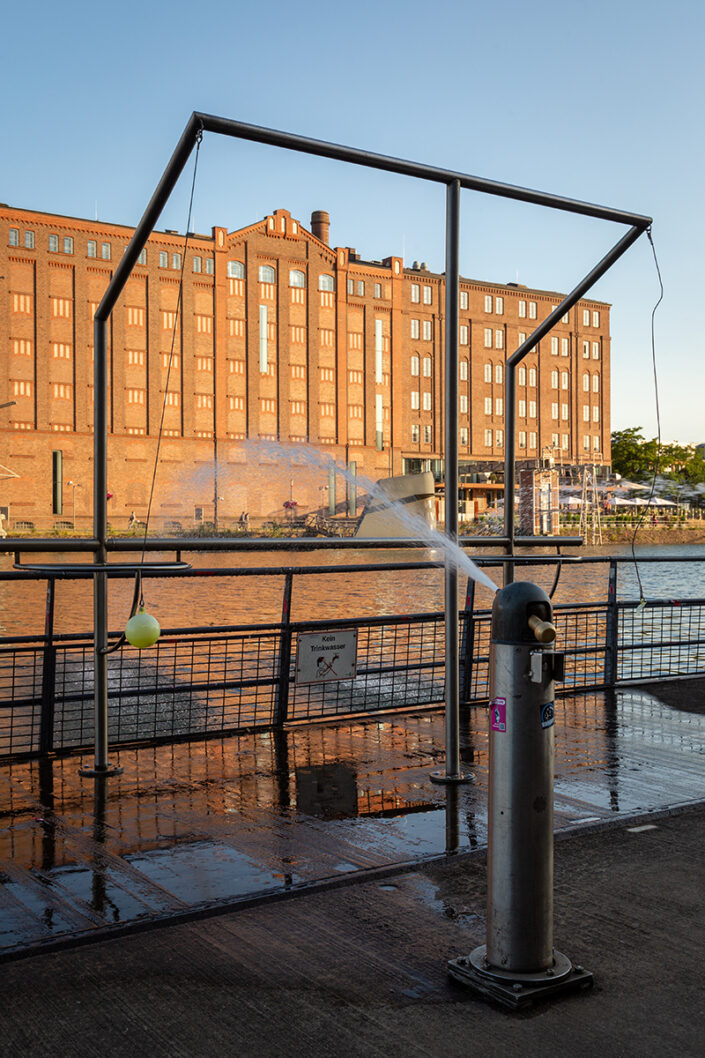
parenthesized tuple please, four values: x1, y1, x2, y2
(1, 204, 610, 528)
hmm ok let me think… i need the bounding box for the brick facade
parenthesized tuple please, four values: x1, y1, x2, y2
(0, 203, 611, 530)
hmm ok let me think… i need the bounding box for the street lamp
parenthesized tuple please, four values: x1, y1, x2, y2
(66, 480, 81, 529)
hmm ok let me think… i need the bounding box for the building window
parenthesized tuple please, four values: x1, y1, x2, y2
(562, 434, 569, 450)
(196, 357, 213, 372)
(583, 372, 590, 392)
(13, 379, 33, 397)
(196, 394, 213, 409)
(484, 429, 493, 447)
(24, 231, 35, 249)
(519, 431, 527, 448)
(9, 228, 19, 246)
(320, 403, 336, 417)
(193, 256, 202, 273)
(423, 356, 432, 377)
(63, 237, 73, 254)
(52, 297, 71, 318)
(484, 396, 492, 415)
(319, 273, 335, 291)
(411, 283, 420, 303)
(159, 250, 168, 268)
(423, 392, 432, 411)
(518, 366, 526, 385)
(87, 240, 97, 258)
(49, 234, 59, 252)
(347, 278, 354, 295)
(101, 242, 111, 260)
(289, 269, 305, 288)
(529, 368, 536, 387)
(411, 424, 420, 443)
(519, 300, 527, 318)
(127, 349, 144, 365)
(529, 301, 537, 319)
(460, 291, 468, 310)
(357, 280, 365, 297)
(582, 309, 590, 326)
(519, 399, 526, 417)
(496, 430, 504, 447)
(561, 371, 569, 390)
(583, 435, 591, 451)
(593, 406, 600, 422)
(519, 331, 527, 345)
(205, 258, 213, 274)
(172, 253, 181, 270)
(484, 328, 493, 348)
(459, 324, 468, 345)
(529, 401, 537, 418)
(195, 315, 212, 334)
(12, 293, 32, 314)
(495, 329, 503, 350)
(348, 369, 362, 384)
(411, 391, 420, 410)
(495, 398, 503, 416)
(592, 310, 600, 327)
(458, 394, 467, 413)
(583, 405, 590, 422)
(126, 388, 145, 404)
(348, 404, 363, 419)
(561, 337, 569, 356)
(583, 341, 590, 359)
(411, 355, 420, 376)
(423, 285, 432, 305)
(12, 339, 32, 356)
(561, 403, 569, 420)
(495, 363, 503, 384)
(551, 337, 559, 356)
(225, 260, 244, 279)
(551, 370, 559, 388)
(460, 360, 468, 381)
(529, 432, 537, 449)
(422, 320, 432, 341)
(593, 375, 600, 393)
(484, 363, 492, 383)
(138, 248, 147, 265)
(484, 294, 493, 312)
(551, 402, 559, 419)
(258, 265, 275, 283)
(374, 282, 382, 298)
(592, 342, 600, 359)
(495, 296, 504, 314)
(410, 319, 420, 339)
(593, 435, 600, 451)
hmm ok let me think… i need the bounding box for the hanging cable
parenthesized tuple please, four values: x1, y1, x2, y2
(136, 123, 204, 609)
(630, 226, 664, 609)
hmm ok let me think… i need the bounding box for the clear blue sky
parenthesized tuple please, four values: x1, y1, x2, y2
(2, 0, 703, 442)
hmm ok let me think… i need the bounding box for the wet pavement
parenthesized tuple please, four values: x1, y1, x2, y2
(1, 680, 705, 961)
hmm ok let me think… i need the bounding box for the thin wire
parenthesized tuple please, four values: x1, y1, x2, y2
(137, 123, 204, 607)
(630, 226, 664, 606)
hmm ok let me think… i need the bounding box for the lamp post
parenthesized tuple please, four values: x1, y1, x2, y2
(66, 480, 81, 529)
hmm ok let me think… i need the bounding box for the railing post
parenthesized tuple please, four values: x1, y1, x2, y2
(274, 572, 293, 726)
(605, 559, 619, 687)
(460, 576, 476, 705)
(39, 579, 56, 755)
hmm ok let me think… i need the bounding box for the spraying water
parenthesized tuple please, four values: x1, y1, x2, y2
(234, 440, 499, 595)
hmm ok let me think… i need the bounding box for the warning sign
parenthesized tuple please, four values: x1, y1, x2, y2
(490, 697, 507, 733)
(295, 629, 358, 685)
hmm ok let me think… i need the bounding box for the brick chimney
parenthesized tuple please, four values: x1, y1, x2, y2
(311, 210, 330, 245)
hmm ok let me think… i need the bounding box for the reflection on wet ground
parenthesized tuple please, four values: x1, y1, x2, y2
(1, 682, 704, 959)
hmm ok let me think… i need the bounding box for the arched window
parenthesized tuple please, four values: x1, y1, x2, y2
(423, 357, 432, 378)
(227, 260, 245, 279)
(495, 363, 503, 385)
(583, 372, 590, 392)
(319, 274, 335, 292)
(259, 265, 276, 283)
(289, 269, 305, 288)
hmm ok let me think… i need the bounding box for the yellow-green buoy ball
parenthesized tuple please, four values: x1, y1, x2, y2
(125, 607, 161, 649)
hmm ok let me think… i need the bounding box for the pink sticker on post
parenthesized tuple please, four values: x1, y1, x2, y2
(490, 697, 507, 733)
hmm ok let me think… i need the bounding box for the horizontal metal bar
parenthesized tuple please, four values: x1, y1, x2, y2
(196, 113, 652, 228)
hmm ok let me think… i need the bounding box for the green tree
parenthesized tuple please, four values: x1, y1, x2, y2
(611, 427, 658, 480)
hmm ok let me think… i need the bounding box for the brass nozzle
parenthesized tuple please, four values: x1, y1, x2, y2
(528, 614, 557, 644)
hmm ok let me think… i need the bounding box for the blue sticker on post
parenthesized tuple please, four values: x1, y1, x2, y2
(490, 697, 507, 733)
(541, 701, 555, 729)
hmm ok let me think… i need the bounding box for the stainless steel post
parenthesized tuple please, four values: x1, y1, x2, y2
(431, 179, 471, 785)
(448, 581, 592, 1007)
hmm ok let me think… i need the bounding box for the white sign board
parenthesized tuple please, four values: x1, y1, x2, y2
(295, 629, 358, 685)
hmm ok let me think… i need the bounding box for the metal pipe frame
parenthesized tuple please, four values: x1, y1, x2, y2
(81, 110, 650, 775)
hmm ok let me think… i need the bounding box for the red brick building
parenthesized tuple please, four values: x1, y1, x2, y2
(0, 203, 610, 530)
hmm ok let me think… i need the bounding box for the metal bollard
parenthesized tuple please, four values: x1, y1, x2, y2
(448, 581, 592, 1009)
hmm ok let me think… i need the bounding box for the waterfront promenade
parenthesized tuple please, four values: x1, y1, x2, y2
(0, 677, 704, 1054)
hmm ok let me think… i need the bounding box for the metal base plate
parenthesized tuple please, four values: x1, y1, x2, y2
(430, 768, 474, 785)
(449, 946, 593, 1010)
(78, 764, 124, 778)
